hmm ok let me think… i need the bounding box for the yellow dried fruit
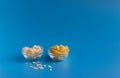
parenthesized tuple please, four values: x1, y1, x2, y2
(49, 45, 70, 55)
(27, 48, 33, 54)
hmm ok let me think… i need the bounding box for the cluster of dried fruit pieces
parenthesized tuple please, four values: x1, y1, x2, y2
(22, 44, 70, 61)
(22, 45, 43, 59)
(22, 44, 70, 71)
(49, 45, 70, 61)
(49, 45, 70, 55)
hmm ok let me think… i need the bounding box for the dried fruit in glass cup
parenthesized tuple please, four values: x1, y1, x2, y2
(48, 45, 70, 61)
(22, 45, 43, 60)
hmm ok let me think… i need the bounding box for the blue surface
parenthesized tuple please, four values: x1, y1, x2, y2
(0, 0, 120, 78)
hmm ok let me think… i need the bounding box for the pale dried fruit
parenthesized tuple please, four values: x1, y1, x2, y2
(22, 45, 43, 60)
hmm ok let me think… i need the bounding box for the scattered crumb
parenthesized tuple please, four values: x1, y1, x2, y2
(49, 68, 52, 71)
(33, 67, 39, 70)
(48, 65, 53, 71)
(43, 65, 46, 67)
(48, 65, 52, 69)
(32, 62, 37, 64)
(38, 66, 44, 70)
(25, 61, 53, 71)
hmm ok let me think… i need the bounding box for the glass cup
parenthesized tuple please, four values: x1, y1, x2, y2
(48, 50, 68, 61)
(22, 51, 43, 60)
(22, 46, 43, 60)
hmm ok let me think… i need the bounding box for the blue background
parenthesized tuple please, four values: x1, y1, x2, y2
(0, 0, 120, 78)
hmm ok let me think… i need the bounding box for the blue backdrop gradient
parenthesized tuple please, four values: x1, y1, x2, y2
(0, 0, 120, 78)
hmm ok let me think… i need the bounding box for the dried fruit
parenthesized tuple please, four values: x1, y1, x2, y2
(49, 45, 70, 61)
(22, 45, 43, 60)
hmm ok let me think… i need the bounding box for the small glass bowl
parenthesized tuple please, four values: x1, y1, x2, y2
(48, 51, 68, 61)
(22, 46, 43, 60)
(22, 51, 43, 60)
